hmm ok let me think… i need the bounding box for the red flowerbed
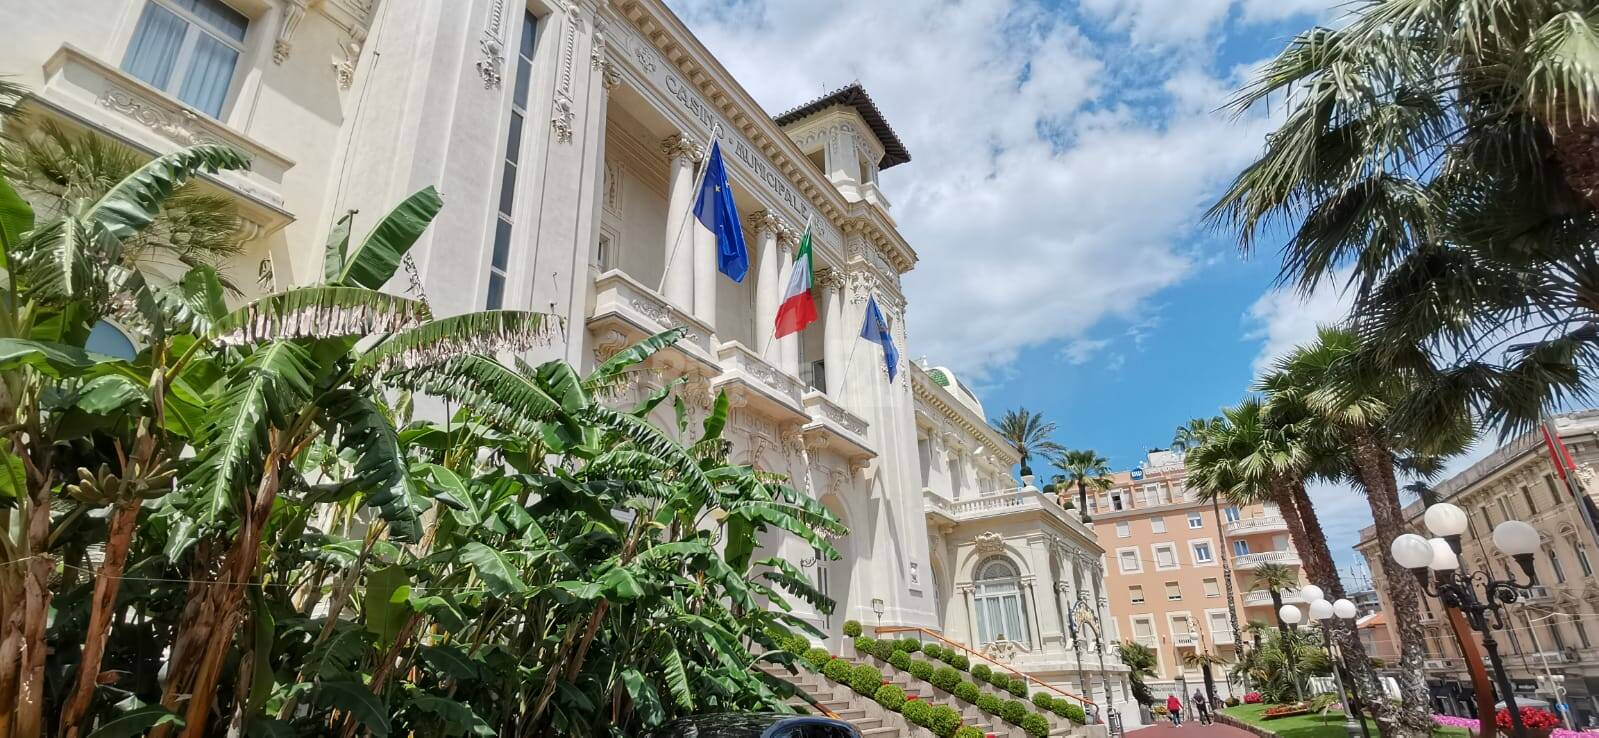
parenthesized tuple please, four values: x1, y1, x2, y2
(1498, 707, 1562, 730)
(1263, 704, 1311, 720)
(1243, 692, 1263, 704)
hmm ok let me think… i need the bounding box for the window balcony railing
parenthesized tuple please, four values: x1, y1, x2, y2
(35, 44, 295, 238)
(922, 487, 1094, 539)
(1242, 589, 1308, 607)
(1231, 551, 1301, 569)
(799, 390, 874, 463)
(1225, 514, 1290, 536)
(713, 341, 808, 424)
(587, 269, 720, 375)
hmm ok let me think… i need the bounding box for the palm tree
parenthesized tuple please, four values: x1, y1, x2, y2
(994, 407, 1065, 476)
(1250, 563, 1300, 634)
(1116, 641, 1158, 706)
(1261, 327, 1474, 737)
(1053, 449, 1111, 523)
(1171, 415, 1223, 454)
(1208, 0, 1599, 435)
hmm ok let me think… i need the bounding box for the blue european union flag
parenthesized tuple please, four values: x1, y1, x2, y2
(860, 296, 899, 382)
(693, 140, 749, 283)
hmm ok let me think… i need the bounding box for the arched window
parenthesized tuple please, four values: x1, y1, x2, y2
(973, 557, 1029, 646)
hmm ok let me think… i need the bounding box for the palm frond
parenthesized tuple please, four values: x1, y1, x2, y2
(355, 310, 560, 374)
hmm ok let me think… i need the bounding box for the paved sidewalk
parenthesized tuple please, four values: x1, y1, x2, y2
(1134, 719, 1256, 738)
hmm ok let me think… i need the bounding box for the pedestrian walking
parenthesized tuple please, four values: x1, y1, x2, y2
(1192, 690, 1212, 725)
(1167, 694, 1183, 727)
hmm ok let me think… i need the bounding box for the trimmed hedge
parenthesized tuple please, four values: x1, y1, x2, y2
(908, 659, 936, 681)
(784, 633, 810, 654)
(971, 663, 991, 681)
(849, 664, 883, 696)
(843, 620, 863, 637)
(955, 728, 985, 738)
(901, 699, 933, 726)
(874, 684, 906, 713)
(944, 652, 969, 671)
(888, 650, 913, 671)
(1006, 677, 1028, 697)
(953, 680, 981, 702)
(870, 638, 897, 661)
(1033, 692, 1056, 710)
(822, 657, 852, 683)
(1022, 712, 1050, 737)
(1062, 702, 1087, 724)
(895, 638, 921, 653)
(986, 670, 1011, 689)
(803, 647, 831, 670)
(924, 643, 946, 661)
(928, 705, 962, 738)
(976, 692, 1003, 715)
(854, 635, 875, 654)
(930, 666, 961, 692)
(1002, 699, 1029, 726)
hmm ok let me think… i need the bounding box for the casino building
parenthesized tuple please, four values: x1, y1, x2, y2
(2, 0, 1132, 720)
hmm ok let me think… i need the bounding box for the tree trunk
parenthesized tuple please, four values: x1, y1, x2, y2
(1547, 119, 1599, 212)
(16, 468, 54, 738)
(1077, 480, 1088, 521)
(58, 500, 142, 738)
(1288, 481, 1396, 735)
(1352, 433, 1435, 738)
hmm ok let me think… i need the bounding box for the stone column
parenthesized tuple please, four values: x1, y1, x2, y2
(960, 586, 976, 645)
(750, 211, 782, 360)
(1027, 537, 1064, 648)
(1055, 581, 1074, 648)
(660, 135, 701, 310)
(776, 227, 800, 375)
(822, 273, 845, 396)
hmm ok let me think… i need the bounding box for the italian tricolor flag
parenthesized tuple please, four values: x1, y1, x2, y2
(775, 226, 818, 337)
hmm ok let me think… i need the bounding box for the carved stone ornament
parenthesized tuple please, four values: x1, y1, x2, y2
(274, 0, 309, 64)
(973, 531, 1005, 554)
(661, 134, 704, 164)
(980, 638, 1022, 664)
(551, 95, 576, 143)
(747, 210, 783, 239)
(333, 40, 361, 89)
(476, 0, 509, 89)
(590, 25, 620, 90)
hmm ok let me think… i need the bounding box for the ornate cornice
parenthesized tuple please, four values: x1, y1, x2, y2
(746, 210, 782, 239)
(911, 366, 1014, 463)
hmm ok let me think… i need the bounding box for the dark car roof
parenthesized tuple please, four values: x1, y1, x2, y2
(644, 713, 861, 738)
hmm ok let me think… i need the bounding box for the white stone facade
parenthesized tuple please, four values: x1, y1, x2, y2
(1, 0, 1123, 715)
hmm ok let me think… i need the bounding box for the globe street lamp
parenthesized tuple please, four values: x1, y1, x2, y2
(1389, 502, 1544, 738)
(1304, 587, 1369, 738)
(1279, 603, 1305, 701)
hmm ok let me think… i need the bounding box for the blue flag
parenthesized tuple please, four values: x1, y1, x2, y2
(860, 296, 899, 382)
(693, 140, 749, 282)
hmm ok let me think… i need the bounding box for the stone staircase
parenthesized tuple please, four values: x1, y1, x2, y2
(763, 653, 1097, 738)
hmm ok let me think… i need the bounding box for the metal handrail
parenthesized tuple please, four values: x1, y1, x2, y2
(871, 625, 1098, 709)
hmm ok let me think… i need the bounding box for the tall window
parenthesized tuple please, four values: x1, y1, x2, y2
(973, 558, 1029, 645)
(1520, 486, 1537, 518)
(1192, 541, 1214, 564)
(1545, 475, 1564, 506)
(486, 11, 538, 308)
(1118, 548, 1140, 573)
(1203, 578, 1220, 597)
(1574, 536, 1594, 578)
(1151, 517, 1166, 534)
(814, 546, 831, 630)
(122, 0, 248, 118)
(1115, 521, 1130, 538)
(1165, 582, 1181, 601)
(1129, 585, 1144, 604)
(1547, 545, 1567, 584)
(1154, 544, 1178, 570)
(1187, 512, 1204, 529)
(1232, 539, 1251, 556)
(1224, 506, 1241, 523)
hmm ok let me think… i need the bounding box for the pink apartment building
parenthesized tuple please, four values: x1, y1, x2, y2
(1083, 450, 1306, 699)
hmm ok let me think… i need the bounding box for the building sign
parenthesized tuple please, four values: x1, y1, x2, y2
(615, 19, 839, 250)
(1130, 468, 1144, 481)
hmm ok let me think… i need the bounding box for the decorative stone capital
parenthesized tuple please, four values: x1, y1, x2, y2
(661, 134, 704, 163)
(974, 531, 1005, 554)
(747, 210, 783, 239)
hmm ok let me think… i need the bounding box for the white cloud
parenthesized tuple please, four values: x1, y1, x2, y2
(1060, 338, 1110, 366)
(1242, 269, 1354, 375)
(665, 0, 1332, 380)
(1077, 0, 1332, 46)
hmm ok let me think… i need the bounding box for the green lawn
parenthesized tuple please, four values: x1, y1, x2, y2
(1221, 704, 1470, 738)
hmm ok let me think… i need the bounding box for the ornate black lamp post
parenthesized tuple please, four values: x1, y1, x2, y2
(1389, 502, 1544, 738)
(1304, 587, 1369, 738)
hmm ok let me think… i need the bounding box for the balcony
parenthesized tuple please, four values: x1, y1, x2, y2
(1173, 632, 1196, 647)
(800, 391, 874, 462)
(1424, 658, 1457, 670)
(923, 487, 1095, 539)
(1242, 589, 1308, 607)
(1226, 514, 1290, 536)
(1211, 631, 1236, 645)
(714, 341, 808, 425)
(588, 270, 719, 375)
(1232, 551, 1301, 569)
(1522, 585, 1554, 603)
(33, 45, 294, 237)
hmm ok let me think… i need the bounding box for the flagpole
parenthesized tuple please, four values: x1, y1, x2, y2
(758, 213, 819, 366)
(657, 122, 723, 296)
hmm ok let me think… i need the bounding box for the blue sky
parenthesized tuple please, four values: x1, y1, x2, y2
(663, 0, 1402, 573)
